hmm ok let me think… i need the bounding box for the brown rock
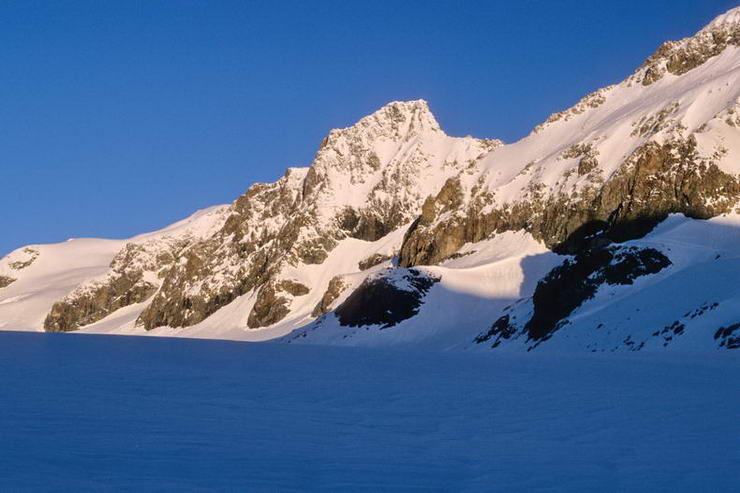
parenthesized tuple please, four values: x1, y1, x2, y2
(400, 135, 740, 265)
(247, 282, 290, 329)
(311, 276, 347, 317)
(358, 253, 394, 271)
(44, 272, 157, 332)
(0, 276, 15, 289)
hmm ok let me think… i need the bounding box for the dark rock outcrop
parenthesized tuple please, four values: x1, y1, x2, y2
(525, 246, 671, 341)
(358, 253, 394, 271)
(714, 322, 740, 349)
(637, 18, 740, 86)
(311, 276, 347, 317)
(247, 284, 289, 329)
(473, 314, 515, 348)
(338, 206, 408, 242)
(334, 269, 439, 329)
(276, 280, 310, 297)
(0, 247, 39, 290)
(246, 279, 309, 329)
(0, 276, 15, 289)
(475, 245, 672, 347)
(7, 247, 39, 271)
(44, 272, 157, 332)
(532, 88, 612, 134)
(42, 239, 188, 332)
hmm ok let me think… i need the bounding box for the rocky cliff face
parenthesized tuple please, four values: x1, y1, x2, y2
(399, 134, 740, 266)
(44, 242, 174, 332)
(43, 209, 228, 332)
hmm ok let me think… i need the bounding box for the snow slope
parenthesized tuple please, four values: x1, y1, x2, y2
(471, 212, 740, 352)
(0, 205, 227, 331)
(0, 331, 737, 491)
(284, 230, 562, 349)
(479, 44, 740, 206)
(0, 238, 126, 330)
(79, 222, 412, 341)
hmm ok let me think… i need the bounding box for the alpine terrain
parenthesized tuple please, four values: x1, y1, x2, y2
(3, 7, 740, 352)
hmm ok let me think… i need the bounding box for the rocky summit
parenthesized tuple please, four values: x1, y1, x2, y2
(2, 7, 740, 351)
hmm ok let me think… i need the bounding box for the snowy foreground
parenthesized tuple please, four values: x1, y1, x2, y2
(0, 332, 737, 492)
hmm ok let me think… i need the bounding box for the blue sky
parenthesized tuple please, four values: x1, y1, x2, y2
(1, 0, 736, 256)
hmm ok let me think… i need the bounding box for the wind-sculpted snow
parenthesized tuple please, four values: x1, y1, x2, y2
(2, 7, 740, 352)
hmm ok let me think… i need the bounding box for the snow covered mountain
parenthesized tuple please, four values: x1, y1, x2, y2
(2, 7, 740, 351)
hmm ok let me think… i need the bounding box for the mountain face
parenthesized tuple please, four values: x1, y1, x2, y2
(2, 7, 740, 351)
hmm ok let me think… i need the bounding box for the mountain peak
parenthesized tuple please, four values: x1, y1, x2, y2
(313, 99, 445, 168)
(345, 99, 442, 139)
(374, 99, 434, 119)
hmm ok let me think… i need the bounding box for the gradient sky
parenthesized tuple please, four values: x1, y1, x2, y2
(1, 0, 736, 256)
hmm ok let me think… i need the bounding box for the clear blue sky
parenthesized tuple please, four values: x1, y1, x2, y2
(1, 0, 736, 256)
